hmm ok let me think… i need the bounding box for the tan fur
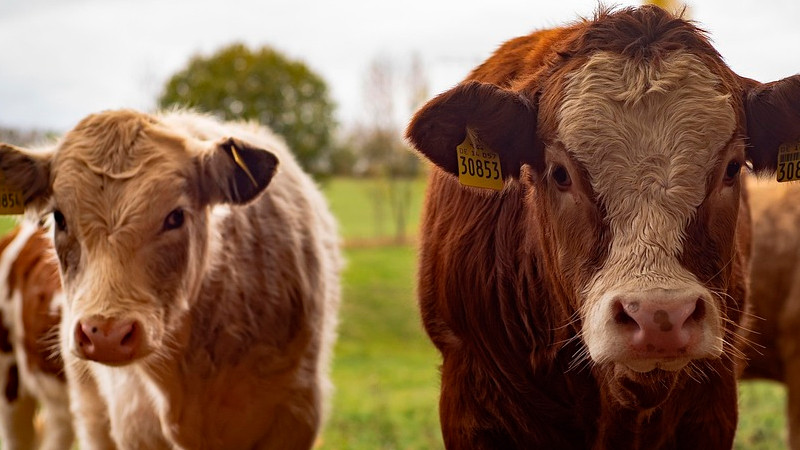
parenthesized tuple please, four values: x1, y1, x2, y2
(1, 110, 341, 449)
(744, 175, 800, 449)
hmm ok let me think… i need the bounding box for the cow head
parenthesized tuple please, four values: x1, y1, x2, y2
(0, 110, 278, 366)
(407, 8, 800, 380)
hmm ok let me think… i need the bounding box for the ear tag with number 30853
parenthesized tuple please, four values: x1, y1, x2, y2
(777, 141, 800, 183)
(0, 170, 24, 214)
(456, 131, 504, 191)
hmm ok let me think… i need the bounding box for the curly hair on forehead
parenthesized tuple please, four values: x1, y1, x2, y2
(570, 5, 719, 63)
(59, 110, 187, 179)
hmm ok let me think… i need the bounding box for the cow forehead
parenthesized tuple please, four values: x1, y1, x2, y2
(53, 112, 196, 198)
(558, 51, 736, 180)
(557, 51, 735, 244)
(555, 50, 738, 294)
(52, 142, 192, 246)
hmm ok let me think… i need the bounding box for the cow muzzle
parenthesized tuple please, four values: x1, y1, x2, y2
(73, 315, 145, 365)
(585, 287, 722, 373)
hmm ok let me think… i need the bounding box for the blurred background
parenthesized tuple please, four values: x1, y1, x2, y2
(1, 0, 798, 448)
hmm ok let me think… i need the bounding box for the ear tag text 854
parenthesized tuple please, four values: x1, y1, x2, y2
(777, 141, 800, 183)
(456, 131, 503, 191)
(0, 170, 24, 214)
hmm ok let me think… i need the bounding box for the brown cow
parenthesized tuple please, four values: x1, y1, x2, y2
(0, 221, 73, 450)
(743, 176, 800, 449)
(0, 109, 342, 449)
(406, 6, 800, 449)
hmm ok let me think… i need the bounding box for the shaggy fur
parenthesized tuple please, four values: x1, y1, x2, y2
(407, 6, 800, 449)
(0, 110, 341, 449)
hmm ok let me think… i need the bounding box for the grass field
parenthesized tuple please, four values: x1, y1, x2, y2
(320, 177, 789, 449)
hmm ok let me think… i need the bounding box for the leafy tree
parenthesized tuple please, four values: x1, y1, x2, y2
(158, 43, 337, 176)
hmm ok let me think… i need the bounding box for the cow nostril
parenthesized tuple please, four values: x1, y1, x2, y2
(75, 322, 92, 348)
(613, 301, 638, 327)
(690, 298, 706, 322)
(120, 322, 139, 347)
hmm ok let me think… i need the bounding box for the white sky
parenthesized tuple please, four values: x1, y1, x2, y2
(1, 0, 799, 133)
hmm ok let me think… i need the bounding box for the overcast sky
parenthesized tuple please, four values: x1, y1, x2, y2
(1, 0, 799, 133)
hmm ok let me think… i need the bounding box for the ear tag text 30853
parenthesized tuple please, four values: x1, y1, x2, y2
(456, 131, 503, 191)
(777, 141, 800, 183)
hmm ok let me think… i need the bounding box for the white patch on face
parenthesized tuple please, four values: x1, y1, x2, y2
(557, 51, 736, 368)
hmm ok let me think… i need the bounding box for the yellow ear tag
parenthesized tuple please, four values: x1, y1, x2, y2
(0, 170, 24, 214)
(456, 130, 503, 191)
(777, 141, 800, 182)
(229, 144, 259, 188)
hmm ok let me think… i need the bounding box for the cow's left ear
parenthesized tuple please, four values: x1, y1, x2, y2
(406, 81, 542, 180)
(197, 137, 279, 205)
(745, 74, 800, 174)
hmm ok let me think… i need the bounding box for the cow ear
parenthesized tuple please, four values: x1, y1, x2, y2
(745, 74, 800, 174)
(0, 143, 52, 213)
(406, 81, 541, 179)
(197, 137, 279, 205)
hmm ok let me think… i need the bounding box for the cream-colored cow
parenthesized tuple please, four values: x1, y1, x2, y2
(0, 110, 341, 449)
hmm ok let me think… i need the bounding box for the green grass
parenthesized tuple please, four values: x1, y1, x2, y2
(737, 381, 788, 449)
(0, 215, 19, 235)
(322, 177, 427, 244)
(320, 246, 443, 449)
(320, 177, 443, 449)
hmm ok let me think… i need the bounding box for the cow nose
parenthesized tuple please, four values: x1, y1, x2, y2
(613, 294, 706, 357)
(74, 315, 142, 364)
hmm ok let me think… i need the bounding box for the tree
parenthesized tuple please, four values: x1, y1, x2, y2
(352, 54, 427, 243)
(158, 43, 337, 176)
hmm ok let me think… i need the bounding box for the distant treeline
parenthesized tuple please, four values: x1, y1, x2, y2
(0, 127, 58, 147)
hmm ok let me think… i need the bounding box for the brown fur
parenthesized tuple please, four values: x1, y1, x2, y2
(0, 222, 73, 450)
(407, 6, 797, 448)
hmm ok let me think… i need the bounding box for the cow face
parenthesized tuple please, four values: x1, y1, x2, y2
(0, 110, 278, 366)
(407, 47, 800, 376)
(548, 51, 739, 372)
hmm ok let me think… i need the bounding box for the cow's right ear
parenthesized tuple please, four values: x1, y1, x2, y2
(0, 143, 52, 213)
(744, 74, 800, 174)
(405, 81, 541, 179)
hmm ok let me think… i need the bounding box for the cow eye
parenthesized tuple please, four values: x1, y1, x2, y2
(552, 165, 572, 190)
(53, 210, 67, 232)
(163, 208, 185, 231)
(723, 160, 741, 185)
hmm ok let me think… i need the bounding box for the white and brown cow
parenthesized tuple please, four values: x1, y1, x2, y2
(406, 6, 800, 449)
(0, 221, 73, 450)
(0, 109, 341, 449)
